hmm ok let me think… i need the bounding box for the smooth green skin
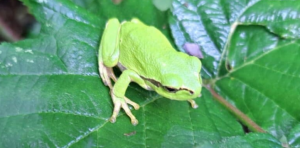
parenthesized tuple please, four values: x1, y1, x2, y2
(98, 18, 202, 125)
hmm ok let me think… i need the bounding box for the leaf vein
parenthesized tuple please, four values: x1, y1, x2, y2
(187, 104, 196, 147)
(253, 63, 300, 79)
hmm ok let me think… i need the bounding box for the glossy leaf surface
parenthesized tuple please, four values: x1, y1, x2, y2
(170, 0, 300, 147)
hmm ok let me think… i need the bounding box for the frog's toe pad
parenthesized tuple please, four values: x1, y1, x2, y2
(131, 119, 138, 126)
(133, 105, 140, 110)
(124, 97, 140, 110)
(109, 117, 116, 123)
(192, 104, 199, 109)
(121, 102, 139, 125)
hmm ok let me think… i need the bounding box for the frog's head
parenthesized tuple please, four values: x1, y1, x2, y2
(153, 56, 202, 100)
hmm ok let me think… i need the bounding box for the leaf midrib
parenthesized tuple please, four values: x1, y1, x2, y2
(216, 0, 261, 76)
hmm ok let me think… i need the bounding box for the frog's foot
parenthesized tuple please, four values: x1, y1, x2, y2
(188, 100, 198, 109)
(124, 96, 140, 110)
(110, 93, 139, 125)
(99, 62, 117, 89)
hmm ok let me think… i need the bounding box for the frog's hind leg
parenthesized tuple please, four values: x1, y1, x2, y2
(98, 18, 121, 88)
(99, 65, 117, 89)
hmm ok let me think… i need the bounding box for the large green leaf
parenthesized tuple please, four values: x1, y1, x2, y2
(0, 0, 269, 147)
(170, 0, 300, 147)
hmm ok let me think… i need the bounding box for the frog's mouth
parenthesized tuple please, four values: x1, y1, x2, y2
(164, 86, 194, 95)
(158, 87, 197, 100)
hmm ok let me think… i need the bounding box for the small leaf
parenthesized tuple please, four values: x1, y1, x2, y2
(152, 0, 173, 11)
(183, 42, 203, 58)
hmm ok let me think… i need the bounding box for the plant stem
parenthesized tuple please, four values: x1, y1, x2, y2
(205, 84, 266, 133)
(0, 17, 20, 41)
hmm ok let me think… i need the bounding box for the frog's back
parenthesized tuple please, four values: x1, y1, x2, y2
(118, 21, 197, 80)
(119, 21, 174, 57)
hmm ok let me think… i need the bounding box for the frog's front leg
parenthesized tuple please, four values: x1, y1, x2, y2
(110, 69, 149, 125)
(188, 100, 198, 109)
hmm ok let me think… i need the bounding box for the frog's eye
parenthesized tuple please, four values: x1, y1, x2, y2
(189, 56, 201, 73)
(164, 86, 177, 93)
(141, 76, 161, 87)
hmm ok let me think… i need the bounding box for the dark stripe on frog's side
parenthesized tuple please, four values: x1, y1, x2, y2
(140, 76, 194, 94)
(140, 76, 161, 87)
(141, 76, 193, 94)
(117, 57, 194, 94)
(118, 62, 161, 88)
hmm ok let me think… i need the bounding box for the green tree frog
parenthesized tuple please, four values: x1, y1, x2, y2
(98, 18, 202, 125)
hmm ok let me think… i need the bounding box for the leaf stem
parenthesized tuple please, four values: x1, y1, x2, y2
(0, 17, 21, 41)
(205, 84, 266, 133)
